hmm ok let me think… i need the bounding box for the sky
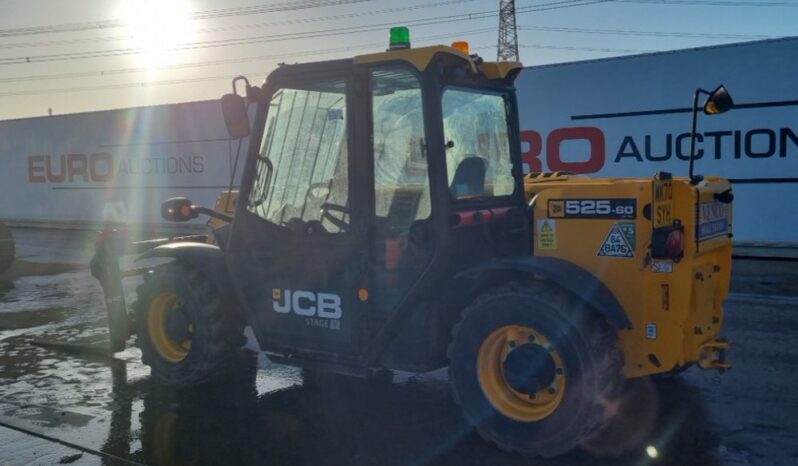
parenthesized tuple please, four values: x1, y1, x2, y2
(0, 0, 796, 120)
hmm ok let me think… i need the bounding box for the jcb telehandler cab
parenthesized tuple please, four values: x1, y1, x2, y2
(93, 28, 734, 457)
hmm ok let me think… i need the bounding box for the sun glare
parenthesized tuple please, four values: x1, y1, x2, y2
(121, 0, 193, 69)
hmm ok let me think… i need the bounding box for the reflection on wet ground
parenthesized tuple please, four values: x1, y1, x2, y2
(1, 235, 797, 465)
(0, 343, 721, 466)
(97, 362, 719, 466)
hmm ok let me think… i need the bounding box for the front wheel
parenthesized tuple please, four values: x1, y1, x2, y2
(135, 262, 246, 386)
(448, 282, 623, 457)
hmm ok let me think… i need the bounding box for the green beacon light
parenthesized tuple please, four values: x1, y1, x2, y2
(389, 26, 411, 50)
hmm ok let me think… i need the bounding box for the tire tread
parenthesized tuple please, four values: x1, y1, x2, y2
(447, 280, 624, 457)
(134, 262, 244, 386)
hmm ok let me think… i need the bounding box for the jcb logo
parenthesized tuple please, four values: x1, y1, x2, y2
(272, 289, 342, 319)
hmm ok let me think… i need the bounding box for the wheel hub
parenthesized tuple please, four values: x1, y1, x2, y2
(502, 343, 556, 395)
(165, 305, 190, 343)
(477, 325, 567, 422)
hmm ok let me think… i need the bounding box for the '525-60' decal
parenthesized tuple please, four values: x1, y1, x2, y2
(548, 199, 636, 220)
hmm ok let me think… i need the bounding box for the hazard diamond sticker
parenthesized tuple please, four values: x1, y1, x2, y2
(536, 219, 557, 250)
(597, 223, 635, 258)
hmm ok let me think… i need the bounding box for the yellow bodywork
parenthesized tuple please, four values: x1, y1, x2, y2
(206, 190, 238, 243)
(525, 173, 732, 378)
(354, 45, 522, 79)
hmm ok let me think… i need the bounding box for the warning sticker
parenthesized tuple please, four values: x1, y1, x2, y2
(618, 222, 636, 249)
(537, 219, 557, 250)
(597, 222, 636, 258)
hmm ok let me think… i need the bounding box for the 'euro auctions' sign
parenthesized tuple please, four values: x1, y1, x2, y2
(516, 37, 798, 244)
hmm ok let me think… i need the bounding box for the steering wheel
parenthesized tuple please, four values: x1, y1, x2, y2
(320, 202, 350, 232)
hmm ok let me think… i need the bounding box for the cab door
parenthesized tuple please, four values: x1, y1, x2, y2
(225, 65, 371, 355)
(368, 66, 437, 315)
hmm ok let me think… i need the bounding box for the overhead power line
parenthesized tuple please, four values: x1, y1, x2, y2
(0, 37, 658, 98)
(518, 24, 773, 39)
(0, 0, 477, 50)
(519, 43, 656, 53)
(617, 0, 798, 6)
(0, 14, 493, 65)
(0, 28, 497, 84)
(0, 0, 613, 66)
(0, 38, 496, 98)
(0, 0, 375, 38)
(0, 0, 612, 40)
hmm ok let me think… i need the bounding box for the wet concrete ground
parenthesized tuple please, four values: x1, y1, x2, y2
(1, 228, 797, 465)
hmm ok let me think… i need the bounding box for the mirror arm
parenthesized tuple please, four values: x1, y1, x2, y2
(688, 89, 705, 185)
(232, 75, 261, 104)
(688, 87, 717, 185)
(232, 76, 251, 95)
(193, 206, 233, 223)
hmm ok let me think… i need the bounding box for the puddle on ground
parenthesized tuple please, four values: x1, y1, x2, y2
(0, 270, 105, 313)
(1, 254, 796, 465)
(0, 280, 13, 298)
(0, 307, 74, 331)
(1, 320, 725, 466)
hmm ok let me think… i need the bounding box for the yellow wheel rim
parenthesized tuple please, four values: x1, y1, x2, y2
(147, 292, 192, 363)
(477, 325, 566, 422)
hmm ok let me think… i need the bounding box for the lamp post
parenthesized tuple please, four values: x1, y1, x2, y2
(688, 85, 734, 184)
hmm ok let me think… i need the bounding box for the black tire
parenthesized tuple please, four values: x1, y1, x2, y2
(580, 377, 659, 457)
(0, 222, 15, 274)
(135, 261, 246, 386)
(447, 281, 623, 457)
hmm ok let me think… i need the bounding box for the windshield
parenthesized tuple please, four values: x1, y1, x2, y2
(247, 79, 349, 233)
(442, 88, 515, 200)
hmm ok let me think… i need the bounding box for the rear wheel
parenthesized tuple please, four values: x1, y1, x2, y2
(135, 262, 246, 386)
(448, 282, 623, 457)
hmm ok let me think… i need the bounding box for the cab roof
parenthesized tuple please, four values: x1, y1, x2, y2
(353, 45, 522, 81)
(267, 45, 523, 85)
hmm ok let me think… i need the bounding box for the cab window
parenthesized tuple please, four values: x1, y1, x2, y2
(370, 66, 432, 313)
(442, 88, 514, 200)
(246, 79, 350, 233)
(371, 67, 430, 234)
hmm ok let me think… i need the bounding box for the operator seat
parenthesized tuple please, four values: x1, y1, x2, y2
(450, 156, 487, 198)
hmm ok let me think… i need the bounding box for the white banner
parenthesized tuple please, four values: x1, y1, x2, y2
(2, 37, 796, 245)
(516, 37, 798, 244)
(0, 100, 245, 228)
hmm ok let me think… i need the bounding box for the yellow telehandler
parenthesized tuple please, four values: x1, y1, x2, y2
(91, 27, 734, 456)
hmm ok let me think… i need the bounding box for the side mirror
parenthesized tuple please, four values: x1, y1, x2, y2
(688, 84, 734, 184)
(221, 93, 250, 139)
(161, 197, 198, 222)
(703, 85, 734, 115)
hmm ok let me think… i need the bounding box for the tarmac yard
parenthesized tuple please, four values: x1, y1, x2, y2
(1, 229, 797, 466)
